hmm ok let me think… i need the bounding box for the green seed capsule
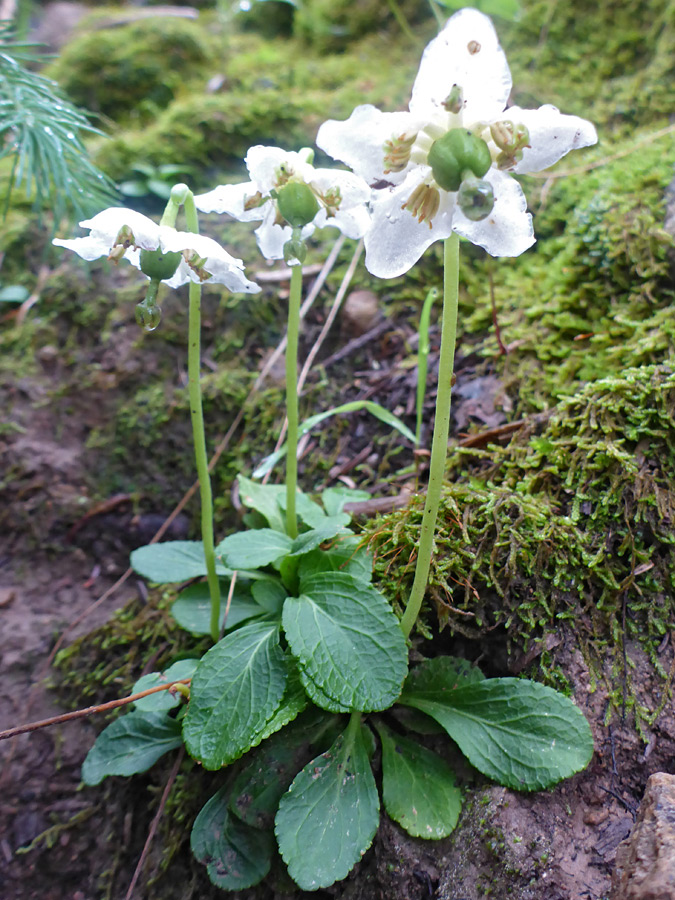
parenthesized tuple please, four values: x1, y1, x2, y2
(139, 248, 182, 281)
(276, 182, 320, 228)
(428, 129, 492, 193)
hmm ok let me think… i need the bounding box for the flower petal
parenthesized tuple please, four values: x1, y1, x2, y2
(252, 203, 306, 260)
(411, 8, 511, 123)
(310, 168, 372, 239)
(452, 169, 534, 257)
(246, 145, 315, 192)
(502, 105, 598, 174)
(364, 171, 455, 278)
(155, 230, 258, 292)
(317, 105, 419, 184)
(194, 181, 266, 223)
(53, 207, 161, 260)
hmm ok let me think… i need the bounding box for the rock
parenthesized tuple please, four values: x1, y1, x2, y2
(612, 773, 675, 899)
(341, 290, 380, 336)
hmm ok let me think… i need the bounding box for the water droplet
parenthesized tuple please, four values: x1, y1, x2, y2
(135, 302, 162, 332)
(43, 125, 53, 135)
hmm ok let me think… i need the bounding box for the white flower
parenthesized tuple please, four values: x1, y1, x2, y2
(317, 8, 598, 278)
(53, 207, 260, 293)
(194, 146, 371, 261)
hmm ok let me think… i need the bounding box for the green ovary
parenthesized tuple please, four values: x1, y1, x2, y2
(427, 129, 492, 193)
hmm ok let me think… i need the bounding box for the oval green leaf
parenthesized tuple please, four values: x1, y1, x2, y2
(82, 710, 182, 786)
(375, 721, 462, 839)
(275, 721, 379, 890)
(191, 786, 274, 890)
(400, 676, 593, 790)
(183, 621, 288, 769)
(130, 541, 231, 583)
(283, 572, 408, 712)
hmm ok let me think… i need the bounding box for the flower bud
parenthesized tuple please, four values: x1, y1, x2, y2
(457, 176, 494, 221)
(139, 247, 182, 281)
(428, 129, 492, 193)
(275, 182, 320, 228)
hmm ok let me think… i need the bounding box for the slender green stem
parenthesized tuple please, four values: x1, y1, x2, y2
(416, 286, 438, 446)
(285, 263, 303, 540)
(183, 189, 221, 643)
(428, 0, 445, 29)
(400, 233, 460, 639)
(385, 0, 416, 41)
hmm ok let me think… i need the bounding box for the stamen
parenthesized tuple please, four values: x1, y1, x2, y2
(402, 183, 440, 228)
(383, 133, 417, 173)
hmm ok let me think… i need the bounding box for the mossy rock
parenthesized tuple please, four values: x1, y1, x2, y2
(370, 364, 675, 662)
(46, 14, 217, 122)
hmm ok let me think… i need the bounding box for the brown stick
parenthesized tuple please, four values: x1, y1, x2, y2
(124, 747, 185, 900)
(0, 679, 191, 742)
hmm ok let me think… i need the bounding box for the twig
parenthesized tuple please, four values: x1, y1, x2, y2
(124, 747, 185, 900)
(319, 318, 390, 369)
(0, 680, 191, 742)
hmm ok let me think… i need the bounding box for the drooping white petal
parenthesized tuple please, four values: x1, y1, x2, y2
(194, 181, 266, 223)
(411, 8, 511, 124)
(53, 207, 162, 260)
(156, 230, 257, 293)
(254, 202, 297, 260)
(500, 105, 598, 174)
(452, 169, 534, 257)
(309, 168, 372, 239)
(53, 207, 260, 293)
(364, 171, 456, 279)
(317, 105, 419, 184)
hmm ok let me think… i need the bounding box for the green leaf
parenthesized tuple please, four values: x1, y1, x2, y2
(281, 492, 333, 529)
(288, 518, 351, 557)
(251, 579, 287, 616)
(216, 529, 292, 570)
(132, 659, 199, 712)
(253, 401, 416, 478)
(0, 285, 30, 303)
(321, 487, 370, 517)
(191, 786, 274, 890)
(130, 541, 230, 583)
(183, 622, 288, 769)
(283, 572, 408, 711)
(230, 708, 336, 829)
(171, 581, 265, 635)
(275, 721, 379, 890)
(297, 537, 373, 583)
(81, 711, 182, 786)
(400, 675, 594, 790)
(256, 668, 309, 742)
(403, 656, 485, 693)
(375, 721, 461, 839)
(237, 475, 286, 532)
(298, 665, 350, 713)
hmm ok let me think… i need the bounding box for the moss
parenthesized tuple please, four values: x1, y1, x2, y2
(500, 0, 675, 132)
(461, 130, 675, 413)
(369, 364, 675, 665)
(46, 15, 217, 123)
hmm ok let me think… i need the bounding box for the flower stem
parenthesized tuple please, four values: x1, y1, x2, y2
(183, 190, 221, 643)
(285, 263, 303, 539)
(400, 233, 459, 639)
